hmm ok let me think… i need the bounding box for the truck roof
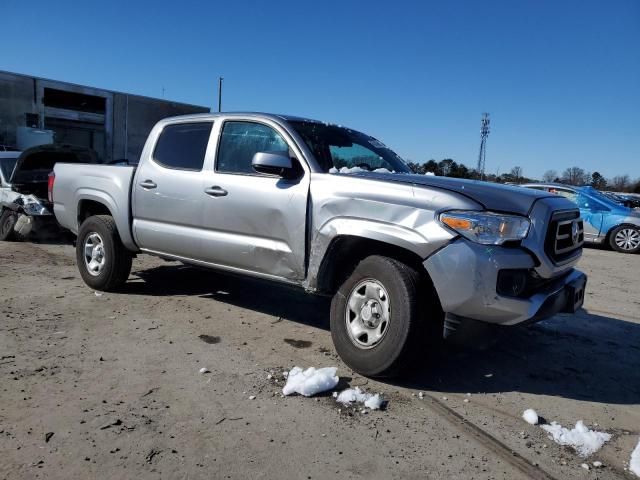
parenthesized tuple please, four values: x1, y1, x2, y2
(155, 112, 332, 125)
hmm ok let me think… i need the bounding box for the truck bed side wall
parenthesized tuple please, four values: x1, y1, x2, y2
(52, 163, 138, 251)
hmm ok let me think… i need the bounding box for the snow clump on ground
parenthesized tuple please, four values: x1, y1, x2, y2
(630, 437, 640, 477)
(541, 420, 611, 457)
(281, 367, 339, 397)
(334, 387, 384, 410)
(522, 409, 539, 425)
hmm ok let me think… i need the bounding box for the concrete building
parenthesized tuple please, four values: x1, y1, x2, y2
(0, 70, 210, 163)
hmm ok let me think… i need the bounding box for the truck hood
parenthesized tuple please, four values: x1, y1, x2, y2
(344, 172, 555, 216)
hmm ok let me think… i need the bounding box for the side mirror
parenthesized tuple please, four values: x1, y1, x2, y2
(252, 151, 296, 178)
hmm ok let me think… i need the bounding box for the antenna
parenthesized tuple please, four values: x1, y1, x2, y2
(476, 113, 490, 180)
(218, 77, 224, 112)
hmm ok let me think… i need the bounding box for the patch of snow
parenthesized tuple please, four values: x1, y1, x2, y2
(281, 367, 338, 397)
(631, 438, 640, 477)
(335, 387, 384, 410)
(425, 171, 436, 176)
(541, 420, 611, 457)
(94, 291, 103, 297)
(592, 461, 603, 468)
(329, 166, 365, 174)
(581, 463, 590, 470)
(522, 409, 539, 425)
(329, 166, 394, 174)
(364, 394, 384, 410)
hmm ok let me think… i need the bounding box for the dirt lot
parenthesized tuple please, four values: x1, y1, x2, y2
(1, 242, 639, 480)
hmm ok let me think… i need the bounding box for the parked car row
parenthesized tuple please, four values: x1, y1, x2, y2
(601, 191, 640, 209)
(521, 183, 640, 254)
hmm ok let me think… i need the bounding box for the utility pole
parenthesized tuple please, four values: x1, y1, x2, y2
(476, 113, 490, 180)
(217, 77, 224, 112)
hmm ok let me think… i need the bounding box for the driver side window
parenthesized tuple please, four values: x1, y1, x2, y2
(216, 121, 289, 174)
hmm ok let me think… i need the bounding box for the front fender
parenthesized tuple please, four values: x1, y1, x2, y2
(304, 216, 453, 291)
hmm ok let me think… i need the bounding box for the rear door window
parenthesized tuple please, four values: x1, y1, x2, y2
(153, 122, 213, 171)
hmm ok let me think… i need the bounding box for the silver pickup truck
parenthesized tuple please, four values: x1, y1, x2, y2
(52, 113, 587, 377)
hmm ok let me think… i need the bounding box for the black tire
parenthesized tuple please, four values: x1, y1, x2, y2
(330, 255, 438, 378)
(609, 225, 640, 254)
(0, 210, 17, 241)
(76, 215, 132, 291)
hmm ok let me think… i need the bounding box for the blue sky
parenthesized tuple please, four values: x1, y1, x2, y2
(4, 0, 639, 179)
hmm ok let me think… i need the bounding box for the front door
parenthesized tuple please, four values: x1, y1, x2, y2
(132, 121, 214, 259)
(576, 193, 608, 241)
(551, 187, 604, 242)
(199, 119, 310, 280)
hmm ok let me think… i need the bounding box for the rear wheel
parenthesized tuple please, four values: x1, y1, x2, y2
(330, 255, 439, 378)
(76, 215, 132, 290)
(609, 225, 640, 254)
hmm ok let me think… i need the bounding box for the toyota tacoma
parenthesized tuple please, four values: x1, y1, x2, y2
(51, 113, 587, 377)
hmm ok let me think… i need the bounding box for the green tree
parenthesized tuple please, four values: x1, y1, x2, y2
(424, 160, 439, 175)
(590, 172, 607, 190)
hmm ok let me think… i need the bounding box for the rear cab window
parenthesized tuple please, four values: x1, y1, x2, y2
(153, 122, 213, 171)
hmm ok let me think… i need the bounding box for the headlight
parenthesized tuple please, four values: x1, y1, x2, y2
(439, 210, 530, 245)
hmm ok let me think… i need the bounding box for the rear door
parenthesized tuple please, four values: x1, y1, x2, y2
(198, 118, 310, 280)
(132, 120, 214, 259)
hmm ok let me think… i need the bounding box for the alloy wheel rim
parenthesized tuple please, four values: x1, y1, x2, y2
(345, 278, 391, 349)
(83, 232, 106, 276)
(615, 228, 640, 251)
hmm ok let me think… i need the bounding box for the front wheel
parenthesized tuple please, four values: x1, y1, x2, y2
(330, 255, 436, 378)
(609, 225, 640, 254)
(76, 215, 133, 291)
(0, 210, 17, 241)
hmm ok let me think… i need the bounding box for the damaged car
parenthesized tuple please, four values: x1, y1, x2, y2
(0, 145, 98, 241)
(52, 113, 587, 377)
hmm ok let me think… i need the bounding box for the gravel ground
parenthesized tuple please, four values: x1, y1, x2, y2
(1, 242, 638, 479)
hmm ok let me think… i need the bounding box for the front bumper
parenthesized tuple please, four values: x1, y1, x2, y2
(423, 239, 586, 327)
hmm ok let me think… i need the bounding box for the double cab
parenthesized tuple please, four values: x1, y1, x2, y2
(52, 113, 587, 376)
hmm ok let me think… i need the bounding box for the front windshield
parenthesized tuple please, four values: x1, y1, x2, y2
(582, 187, 623, 208)
(288, 121, 411, 173)
(0, 156, 19, 181)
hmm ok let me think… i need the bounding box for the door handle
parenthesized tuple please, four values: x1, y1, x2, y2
(139, 180, 157, 189)
(204, 186, 228, 197)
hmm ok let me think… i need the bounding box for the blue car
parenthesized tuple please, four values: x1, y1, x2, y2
(521, 183, 640, 253)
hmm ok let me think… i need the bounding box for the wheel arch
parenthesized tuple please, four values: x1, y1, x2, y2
(75, 191, 137, 251)
(312, 234, 435, 295)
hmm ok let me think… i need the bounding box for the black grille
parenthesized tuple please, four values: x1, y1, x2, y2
(545, 210, 583, 264)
